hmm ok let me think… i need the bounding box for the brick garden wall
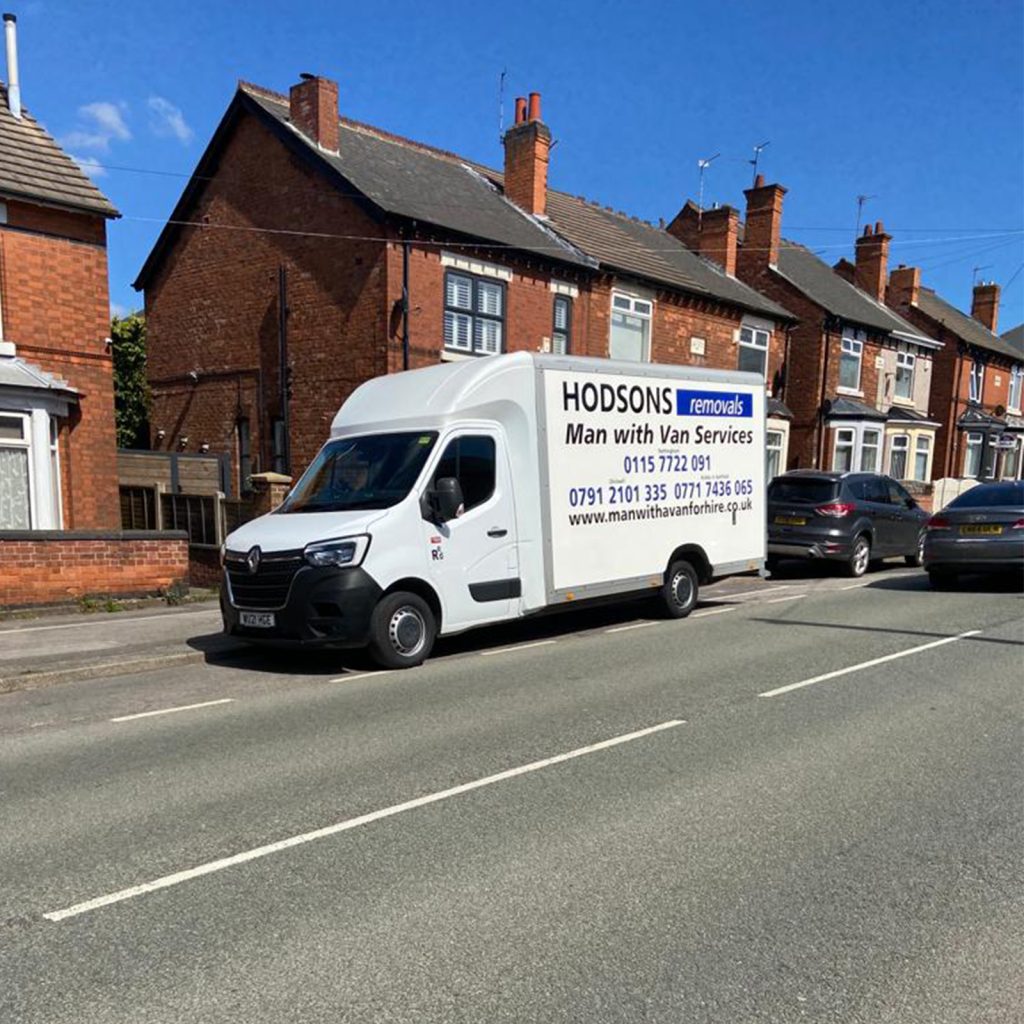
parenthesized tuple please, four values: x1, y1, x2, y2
(0, 531, 189, 609)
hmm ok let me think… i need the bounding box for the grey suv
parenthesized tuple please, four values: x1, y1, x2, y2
(767, 471, 929, 577)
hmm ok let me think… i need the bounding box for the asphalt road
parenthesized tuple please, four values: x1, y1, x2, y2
(1, 568, 1022, 1023)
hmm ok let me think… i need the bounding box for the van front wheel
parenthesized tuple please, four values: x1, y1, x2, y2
(660, 560, 699, 619)
(368, 591, 436, 669)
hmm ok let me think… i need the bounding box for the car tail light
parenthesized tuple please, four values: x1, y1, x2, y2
(1012, 519, 1024, 530)
(927, 515, 951, 531)
(815, 502, 855, 517)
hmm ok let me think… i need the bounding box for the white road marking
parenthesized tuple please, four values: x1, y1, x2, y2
(0, 609, 216, 636)
(110, 698, 234, 723)
(759, 630, 982, 698)
(712, 585, 791, 601)
(840, 582, 869, 590)
(327, 670, 394, 684)
(765, 594, 808, 604)
(692, 606, 738, 618)
(44, 718, 685, 922)
(605, 621, 656, 634)
(480, 640, 558, 656)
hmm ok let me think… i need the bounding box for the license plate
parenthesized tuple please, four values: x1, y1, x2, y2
(959, 525, 1002, 536)
(240, 611, 276, 628)
(774, 515, 806, 526)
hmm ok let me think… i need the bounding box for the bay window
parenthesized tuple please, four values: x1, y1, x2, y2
(963, 432, 983, 477)
(889, 434, 910, 479)
(914, 435, 931, 482)
(609, 292, 652, 362)
(833, 427, 855, 471)
(766, 429, 784, 480)
(0, 412, 31, 529)
(860, 428, 881, 472)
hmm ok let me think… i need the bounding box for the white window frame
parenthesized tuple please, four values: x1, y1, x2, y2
(860, 427, 882, 473)
(999, 436, 1021, 480)
(552, 295, 572, 356)
(888, 433, 910, 480)
(838, 328, 865, 394)
(49, 416, 63, 527)
(766, 428, 784, 480)
(833, 427, 856, 472)
(969, 359, 985, 403)
(0, 410, 35, 529)
(913, 435, 931, 482)
(963, 432, 983, 478)
(609, 290, 653, 362)
(1008, 366, 1023, 413)
(894, 347, 916, 401)
(738, 325, 770, 379)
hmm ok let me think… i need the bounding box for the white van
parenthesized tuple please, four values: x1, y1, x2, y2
(221, 353, 766, 667)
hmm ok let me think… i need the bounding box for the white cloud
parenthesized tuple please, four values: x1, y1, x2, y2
(147, 96, 193, 145)
(71, 154, 107, 179)
(110, 301, 128, 318)
(62, 101, 130, 153)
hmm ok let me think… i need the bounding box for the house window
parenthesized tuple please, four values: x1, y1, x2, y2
(738, 326, 769, 378)
(839, 330, 863, 391)
(861, 428, 881, 472)
(895, 348, 915, 400)
(49, 416, 62, 527)
(968, 359, 985, 403)
(1009, 366, 1023, 412)
(0, 412, 32, 529)
(833, 427, 855, 471)
(609, 292, 652, 362)
(444, 271, 505, 356)
(889, 434, 910, 479)
(914, 435, 931, 482)
(963, 432, 983, 477)
(1000, 437, 1021, 480)
(552, 296, 572, 355)
(766, 429, 784, 480)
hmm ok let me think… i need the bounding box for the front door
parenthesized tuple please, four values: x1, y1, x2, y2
(421, 429, 519, 632)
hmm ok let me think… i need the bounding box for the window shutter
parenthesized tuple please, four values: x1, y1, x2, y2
(444, 311, 472, 351)
(474, 318, 502, 355)
(477, 280, 503, 317)
(446, 273, 473, 310)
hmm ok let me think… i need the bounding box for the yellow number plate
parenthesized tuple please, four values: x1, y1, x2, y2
(959, 525, 1002, 536)
(775, 515, 807, 526)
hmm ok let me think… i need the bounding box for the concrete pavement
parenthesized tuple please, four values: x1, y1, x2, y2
(1, 569, 1021, 1021)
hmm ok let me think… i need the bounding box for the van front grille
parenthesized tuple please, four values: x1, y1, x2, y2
(225, 550, 305, 609)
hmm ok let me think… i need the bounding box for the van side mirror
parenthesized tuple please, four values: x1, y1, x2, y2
(424, 477, 464, 523)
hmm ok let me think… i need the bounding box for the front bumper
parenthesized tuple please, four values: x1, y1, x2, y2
(221, 565, 382, 647)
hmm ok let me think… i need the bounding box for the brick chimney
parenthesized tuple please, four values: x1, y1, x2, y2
(971, 281, 1000, 333)
(697, 205, 739, 276)
(503, 92, 550, 216)
(888, 264, 921, 308)
(289, 74, 339, 153)
(738, 175, 787, 275)
(666, 200, 701, 250)
(854, 220, 891, 302)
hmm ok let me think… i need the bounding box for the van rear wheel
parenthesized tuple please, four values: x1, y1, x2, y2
(368, 591, 436, 669)
(659, 560, 699, 619)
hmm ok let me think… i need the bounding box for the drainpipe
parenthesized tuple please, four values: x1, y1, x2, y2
(816, 317, 835, 468)
(946, 344, 966, 478)
(278, 265, 291, 475)
(3, 14, 22, 119)
(402, 233, 411, 371)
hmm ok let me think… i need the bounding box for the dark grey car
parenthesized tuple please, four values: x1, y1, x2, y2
(767, 471, 929, 578)
(923, 481, 1024, 588)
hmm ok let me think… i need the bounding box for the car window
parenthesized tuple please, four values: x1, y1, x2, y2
(844, 478, 868, 501)
(947, 482, 1024, 508)
(768, 479, 839, 504)
(433, 435, 496, 512)
(888, 480, 913, 507)
(863, 476, 889, 504)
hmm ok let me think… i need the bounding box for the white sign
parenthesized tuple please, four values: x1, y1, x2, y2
(542, 369, 766, 592)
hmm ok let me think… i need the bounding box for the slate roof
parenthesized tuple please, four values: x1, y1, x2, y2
(767, 397, 793, 420)
(138, 82, 792, 321)
(999, 322, 1024, 357)
(0, 84, 118, 217)
(915, 288, 1022, 362)
(825, 396, 887, 421)
(774, 241, 937, 345)
(0, 354, 76, 394)
(886, 405, 940, 426)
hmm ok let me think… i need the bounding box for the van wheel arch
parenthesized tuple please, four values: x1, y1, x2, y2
(666, 545, 712, 585)
(382, 578, 443, 633)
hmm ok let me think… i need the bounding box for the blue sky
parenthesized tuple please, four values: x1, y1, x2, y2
(12, 0, 1024, 327)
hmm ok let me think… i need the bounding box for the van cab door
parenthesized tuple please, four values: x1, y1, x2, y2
(421, 430, 519, 633)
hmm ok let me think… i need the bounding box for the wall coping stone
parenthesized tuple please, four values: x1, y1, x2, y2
(0, 530, 189, 542)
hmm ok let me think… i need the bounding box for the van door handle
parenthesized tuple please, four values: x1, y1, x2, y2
(487, 527, 508, 538)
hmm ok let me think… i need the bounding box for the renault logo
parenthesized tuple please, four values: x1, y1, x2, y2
(245, 546, 261, 574)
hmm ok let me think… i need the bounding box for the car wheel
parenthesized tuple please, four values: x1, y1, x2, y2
(368, 591, 436, 669)
(928, 569, 957, 590)
(765, 556, 781, 574)
(845, 535, 871, 578)
(659, 560, 699, 619)
(905, 533, 925, 568)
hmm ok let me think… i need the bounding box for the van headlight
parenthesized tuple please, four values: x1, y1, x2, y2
(303, 535, 371, 568)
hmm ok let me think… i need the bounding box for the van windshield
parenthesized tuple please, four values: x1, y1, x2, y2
(278, 432, 438, 514)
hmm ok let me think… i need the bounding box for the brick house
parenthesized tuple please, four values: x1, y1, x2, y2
(0, 19, 120, 531)
(134, 75, 795, 491)
(886, 273, 1023, 482)
(707, 176, 943, 481)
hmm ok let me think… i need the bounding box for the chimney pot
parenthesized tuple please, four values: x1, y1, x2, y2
(854, 217, 890, 300)
(754, 173, 765, 188)
(875, 220, 884, 234)
(514, 96, 527, 124)
(528, 92, 541, 122)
